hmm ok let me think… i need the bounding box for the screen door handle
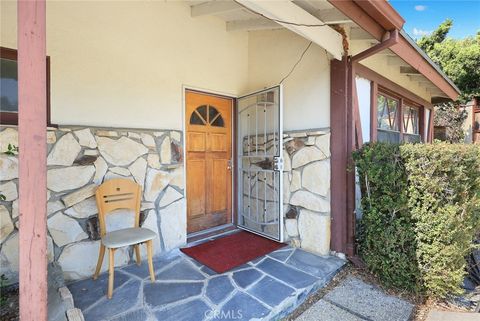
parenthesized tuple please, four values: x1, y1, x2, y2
(273, 157, 283, 171)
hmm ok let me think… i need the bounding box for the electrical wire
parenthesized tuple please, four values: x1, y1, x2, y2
(233, 0, 329, 28)
(230, 1, 331, 83)
(279, 41, 313, 84)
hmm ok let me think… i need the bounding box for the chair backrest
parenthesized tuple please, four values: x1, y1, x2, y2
(95, 178, 142, 237)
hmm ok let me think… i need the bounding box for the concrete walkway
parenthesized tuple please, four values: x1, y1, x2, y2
(426, 310, 480, 321)
(68, 246, 345, 321)
(296, 277, 414, 321)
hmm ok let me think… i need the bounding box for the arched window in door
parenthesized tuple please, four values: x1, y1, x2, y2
(189, 105, 224, 127)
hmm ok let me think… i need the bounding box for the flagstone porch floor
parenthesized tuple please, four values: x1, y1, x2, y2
(68, 246, 345, 321)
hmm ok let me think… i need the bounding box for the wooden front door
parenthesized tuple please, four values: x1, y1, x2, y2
(185, 91, 232, 233)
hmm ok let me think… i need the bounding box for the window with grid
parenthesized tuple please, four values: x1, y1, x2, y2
(377, 93, 400, 143)
(403, 105, 421, 143)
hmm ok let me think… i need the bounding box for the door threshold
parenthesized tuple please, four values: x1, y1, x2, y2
(186, 224, 239, 246)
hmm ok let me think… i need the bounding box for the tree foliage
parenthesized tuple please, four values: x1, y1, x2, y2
(417, 19, 480, 101)
(434, 102, 467, 143)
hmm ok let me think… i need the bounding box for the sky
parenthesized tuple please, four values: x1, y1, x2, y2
(389, 0, 480, 39)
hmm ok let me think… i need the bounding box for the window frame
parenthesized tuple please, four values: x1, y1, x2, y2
(0, 46, 52, 126)
(377, 87, 424, 143)
(355, 64, 433, 143)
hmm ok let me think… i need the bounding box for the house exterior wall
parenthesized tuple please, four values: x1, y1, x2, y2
(0, 1, 249, 130)
(0, 125, 185, 282)
(247, 29, 331, 132)
(0, 2, 336, 282)
(282, 129, 331, 255)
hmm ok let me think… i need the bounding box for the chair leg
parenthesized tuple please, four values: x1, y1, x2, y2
(107, 248, 115, 299)
(93, 244, 106, 280)
(134, 244, 141, 266)
(146, 240, 155, 282)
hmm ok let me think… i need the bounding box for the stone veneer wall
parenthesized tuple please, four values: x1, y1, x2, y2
(0, 125, 331, 284)
(282, 129, 331, 256)
(0, 126, 185, 283)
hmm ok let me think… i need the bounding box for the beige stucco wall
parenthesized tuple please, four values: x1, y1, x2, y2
(1, 1, 249, 130)
(247, 29, 331, 131)
(349, 39, 432, 102)
(1, 1, 333, 132)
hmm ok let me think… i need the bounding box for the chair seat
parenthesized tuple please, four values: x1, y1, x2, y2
(102, 227, 156, 248)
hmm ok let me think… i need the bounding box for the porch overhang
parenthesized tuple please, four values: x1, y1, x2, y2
(236, 0, 344, 60)
(189, 0, 345, 60)
(328, 0, 461, 101)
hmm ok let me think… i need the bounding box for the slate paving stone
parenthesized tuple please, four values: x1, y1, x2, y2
(121, 254, 181, 279)
(324, 277, 414, 321)
(154, 299, 211, 321)
(205, 275, 235, 305)
(144, 281, 203, 307)
(268, 247, 294, 262)
(247, 276, 296, 307)
(257, 258, 319, 289)
(232, 268, 263, 289)
(250, 256, 266, 265)
(68, 270, 130, 310)
(156, 259, 205, 281)
(70, 249, 346, 321)
(230, 262, 253, 272)
(110, 308, 149, 321)
(83, 280, 142, 321)
(286, 249, 345, 280)
(121, 261, 160, 280)
(200, 265, 217, 276)
(220, 292, 270, 321)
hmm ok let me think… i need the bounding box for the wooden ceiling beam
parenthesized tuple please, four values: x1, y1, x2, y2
(226, 18, 280, 31)
(400, 66, 419, 74)
(387, 56, 409, 67)
(237, 0, 344, 59)
(191, 1, 241, 17)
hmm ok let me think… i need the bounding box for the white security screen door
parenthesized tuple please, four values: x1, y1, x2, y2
(237, 86, 284, 242)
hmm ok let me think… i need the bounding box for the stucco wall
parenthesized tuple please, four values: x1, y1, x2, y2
(0, 1, 249, 130)
(247, 29, 331, 131)
(1, 2, 334, 132)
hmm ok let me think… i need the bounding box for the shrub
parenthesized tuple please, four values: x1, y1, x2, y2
(354, 142, 480, 297)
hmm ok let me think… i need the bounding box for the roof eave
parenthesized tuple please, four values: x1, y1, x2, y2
(328, 0, 461, 101)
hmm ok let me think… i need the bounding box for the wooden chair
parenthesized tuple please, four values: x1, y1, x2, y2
(93, 178, 156, 299)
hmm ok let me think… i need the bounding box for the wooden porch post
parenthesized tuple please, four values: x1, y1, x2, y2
(330, 57, 349, 254)
(330, 56, 356, 257)
(18, 1, 48, 320)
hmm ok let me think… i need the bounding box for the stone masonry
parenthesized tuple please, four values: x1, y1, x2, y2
(282, 129, 331, 256)
(0, 126, 184, 283)
(0, 126, 331, 284)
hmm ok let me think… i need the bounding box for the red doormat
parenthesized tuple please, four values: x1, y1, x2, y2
(181, 231, 286, 273)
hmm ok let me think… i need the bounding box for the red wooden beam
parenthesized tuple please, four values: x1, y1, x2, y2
(330, 57, 349, 254)
(18, 1, 48, 320)
(351, 29, 398, 63)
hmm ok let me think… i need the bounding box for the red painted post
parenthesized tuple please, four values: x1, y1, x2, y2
(18, 1, 48, 320)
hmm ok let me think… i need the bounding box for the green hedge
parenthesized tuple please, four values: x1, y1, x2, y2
(354, 142, 480, 297)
